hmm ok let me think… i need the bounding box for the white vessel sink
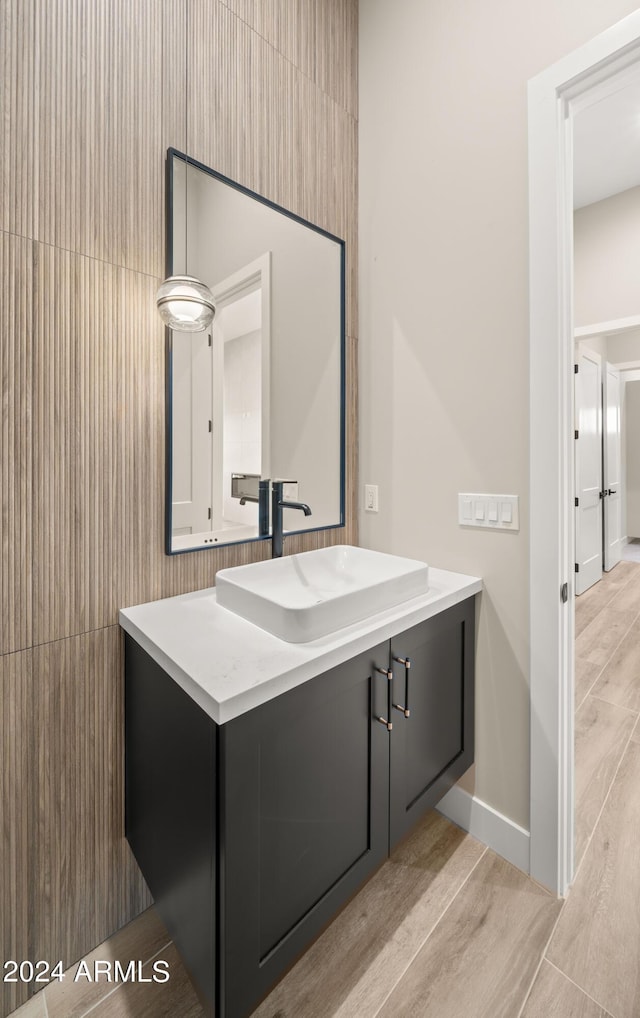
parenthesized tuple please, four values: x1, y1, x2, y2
(215, 545, 429, 643)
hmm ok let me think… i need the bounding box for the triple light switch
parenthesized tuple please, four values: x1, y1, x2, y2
(458, 493, 519, 531)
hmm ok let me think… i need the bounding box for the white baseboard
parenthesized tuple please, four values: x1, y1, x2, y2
(436, 784, 530, 875)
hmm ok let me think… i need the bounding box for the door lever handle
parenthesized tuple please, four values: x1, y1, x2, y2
(608, 489, 617, 496)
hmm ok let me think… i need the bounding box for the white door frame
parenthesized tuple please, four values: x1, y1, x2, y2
(528, 10, 640, 895)
(575, 315, 640, 339)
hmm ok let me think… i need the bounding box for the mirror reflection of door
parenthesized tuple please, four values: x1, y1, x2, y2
(171, 254, 270, 549)
(171, 329, 215, 537)
(218, 286, 263, 529)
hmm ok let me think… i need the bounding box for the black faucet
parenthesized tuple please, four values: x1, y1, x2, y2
(271, 480, 312, 558)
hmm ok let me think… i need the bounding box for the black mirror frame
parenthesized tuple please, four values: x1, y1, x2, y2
(164, 148, 346, 556)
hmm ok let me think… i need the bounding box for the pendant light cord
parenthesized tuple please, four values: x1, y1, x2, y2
(155, 2, 214, 332)
(184, 0, 189, 277)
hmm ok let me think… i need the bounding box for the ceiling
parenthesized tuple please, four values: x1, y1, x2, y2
(573, 77, 640, 209)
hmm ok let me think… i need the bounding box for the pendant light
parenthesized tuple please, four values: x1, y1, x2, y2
(156, 8, 215, 332)
(157, 273, 215, 332)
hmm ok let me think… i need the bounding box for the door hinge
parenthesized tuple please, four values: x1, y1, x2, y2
(208, 333, 212, 347)
(575, 429, 579, 440)
(574, 497, 579, 507)
(574, 363, 579, 373)
(208, 420, 212, 433)
(575, 563, 579, 573)
(208, 507, 212, 520)
(561, 582, 568, 603)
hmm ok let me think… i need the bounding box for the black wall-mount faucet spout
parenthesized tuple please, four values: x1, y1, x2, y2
(271, 480, 312, 558)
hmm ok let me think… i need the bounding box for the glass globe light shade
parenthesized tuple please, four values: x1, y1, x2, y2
(156, 275, 216, 332)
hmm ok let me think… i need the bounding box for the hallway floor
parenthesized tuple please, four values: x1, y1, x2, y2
(622, 538, 640, 563)
(12, 561, 640, 1018)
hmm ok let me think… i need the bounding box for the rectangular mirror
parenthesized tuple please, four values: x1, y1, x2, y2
(166, 150, 345, 553)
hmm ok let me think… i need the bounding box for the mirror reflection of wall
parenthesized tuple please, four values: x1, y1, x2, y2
(167, 152, 344, 553)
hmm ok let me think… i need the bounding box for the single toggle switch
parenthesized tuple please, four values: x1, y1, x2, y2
(463, 498, 473, 520)
(475, 502, 485, 521)
(488, 501, 498, 522)
(501, 501, 512, 523)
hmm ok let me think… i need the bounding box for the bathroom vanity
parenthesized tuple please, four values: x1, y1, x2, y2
(120, 563, 481, 1018)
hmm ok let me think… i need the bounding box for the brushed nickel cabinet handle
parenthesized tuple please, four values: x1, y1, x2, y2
(392, 655, 411, 717)
(375, 715, 393, 731)
(374, 666, 393, 731)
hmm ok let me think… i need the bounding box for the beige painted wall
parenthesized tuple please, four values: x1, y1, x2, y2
(574, 186, 640, 326)
(578, 331, 640, 364)
(0, 3, 357, 1016)
(609, 328, 640, 363)
(359, 0, 639, 831)
(578, 334, 608, 359)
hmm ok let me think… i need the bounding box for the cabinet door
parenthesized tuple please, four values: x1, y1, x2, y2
(389, 598, 475, 849)
(221, 641, 390, 1018)
(124, 637, 217, 1015)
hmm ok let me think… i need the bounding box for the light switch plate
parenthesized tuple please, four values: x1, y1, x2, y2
(458, 493, 519, 531)
(364, 484, 379, 512)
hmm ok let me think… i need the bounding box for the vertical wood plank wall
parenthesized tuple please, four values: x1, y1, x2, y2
(0, 1, 358, 1013)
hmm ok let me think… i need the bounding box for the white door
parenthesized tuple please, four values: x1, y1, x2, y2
(603, 362, 622, 571)
(575, 347, 603, 595)
(171, 330, 214, 536)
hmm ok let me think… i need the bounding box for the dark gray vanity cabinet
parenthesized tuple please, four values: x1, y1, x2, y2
(389, 598, 475, 848)
(221, 641, 390, 1018)
(124, 596, 475, 1018)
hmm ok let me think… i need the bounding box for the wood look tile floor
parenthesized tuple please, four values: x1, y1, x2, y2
(10, 561, 640, 1018)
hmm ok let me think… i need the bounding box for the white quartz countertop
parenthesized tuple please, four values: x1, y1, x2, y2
(119, 567, 482, 725)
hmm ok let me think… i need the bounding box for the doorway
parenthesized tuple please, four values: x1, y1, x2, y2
(529, 11, 640, 895)
(575, 326, 640, 596)
(574, 344, 625, 593)
(574, 345, 605, 593)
